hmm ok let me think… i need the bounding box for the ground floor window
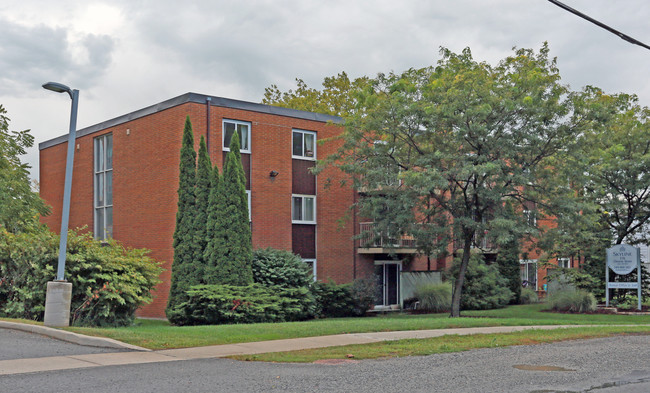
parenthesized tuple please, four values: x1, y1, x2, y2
(520, 259, 538, 290)
(303, 259, 316, 280)
(557, 257, 570, 268)
(374, 262, 401, 306)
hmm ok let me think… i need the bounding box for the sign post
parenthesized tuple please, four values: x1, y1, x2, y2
(606, 244, 642, 310)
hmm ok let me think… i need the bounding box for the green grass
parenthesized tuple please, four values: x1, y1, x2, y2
(231, 326, 650, 363)
(58, 304, 650, 350)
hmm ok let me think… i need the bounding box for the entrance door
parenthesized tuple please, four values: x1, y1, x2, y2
(374, 262, 401, 306)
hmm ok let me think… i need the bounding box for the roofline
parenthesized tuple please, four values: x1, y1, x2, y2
(39, 92, 343, 150)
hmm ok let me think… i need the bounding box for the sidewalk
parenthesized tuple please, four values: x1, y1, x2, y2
(0, 322, 590, 376)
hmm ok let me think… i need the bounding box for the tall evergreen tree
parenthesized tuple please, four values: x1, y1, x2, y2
(191, 135, 212, 283)
(203, 162, 221, 283)
(204, 130, 253, 285)
(166, 116, 197, 315)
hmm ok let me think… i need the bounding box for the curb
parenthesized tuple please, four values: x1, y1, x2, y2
(0, 321, 150, 352)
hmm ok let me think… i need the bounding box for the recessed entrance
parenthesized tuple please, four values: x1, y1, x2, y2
(374, 262, 401, 307)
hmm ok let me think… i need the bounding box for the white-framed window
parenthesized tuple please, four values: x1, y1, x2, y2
(303, 259, 317, 280)
(520, 259, 538, 290)
(292, 194, 316, 224)
(557, 258, 570, 268)
(94, 134, 113, 240)
(223, 119, 251, 153)
(523, 208, 537, 227)
(292, 129, 316, 159)
(246, 190, 251, 222)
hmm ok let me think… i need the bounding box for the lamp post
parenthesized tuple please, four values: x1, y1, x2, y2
(42, 81, 79, 327)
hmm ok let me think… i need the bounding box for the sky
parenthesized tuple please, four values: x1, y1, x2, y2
(2, 0, 650, 180)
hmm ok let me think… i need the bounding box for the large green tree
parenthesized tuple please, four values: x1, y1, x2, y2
(204, 131, 252, 285)
(0, 105, 49, 233)
(318, 45, 578, 317)
(262, 72, 368, 117)
(167, 116, 197, 315)
(572, 87, 650, 245)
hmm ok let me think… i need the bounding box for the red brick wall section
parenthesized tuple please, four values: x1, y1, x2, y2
(39, 101, 358, 318)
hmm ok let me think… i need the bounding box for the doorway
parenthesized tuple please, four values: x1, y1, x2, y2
(374, 262, 401, 306)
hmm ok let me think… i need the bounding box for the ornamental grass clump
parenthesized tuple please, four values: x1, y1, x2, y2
(519, 287, 539, 304)
(545, 288, 596, 313)
(413, 282, 452, 312)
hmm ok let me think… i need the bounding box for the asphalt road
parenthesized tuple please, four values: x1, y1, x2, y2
(0, 328, 130, 361)
(2, 330, 649, 393)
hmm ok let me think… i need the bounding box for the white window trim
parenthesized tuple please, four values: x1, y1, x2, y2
(246, 190, 251, 222)
(292, 194, 316, 224)
(292, 129, 317, 160)
(222, 119, 251, 153)
(94, 134, 113, 240)
(520, 259, 538, 289)
(303, 259, 317, 280)
(557, 258, 570, 268)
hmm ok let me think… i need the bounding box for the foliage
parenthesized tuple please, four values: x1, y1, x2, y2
(311, 279, 375, 318)
(546, 267, 602, 299)
(0, 105, 50, 233)
(191, 135, 212, 281)
(570, 87, 650, 245)
(204, 130, 253, 285)
(496, 233, 522, 304)
(0, 227, 162, 326)
(448, 252, 513, 310)
(166, 284, 315, 326)
(262, 72, 369, 117)
(545, 288, 597, 313)
(519, 288, 539, 304)
(252, 248, 312, 288)
(413, 282, 452, 312)
(315, 44, 579, 317)
(203, 162, 221, 280)
(167, 116, 197, 316)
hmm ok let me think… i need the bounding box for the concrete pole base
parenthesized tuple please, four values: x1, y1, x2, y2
(44, 281, 72, 327)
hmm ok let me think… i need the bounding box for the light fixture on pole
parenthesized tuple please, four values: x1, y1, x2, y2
(42, 81, 79, 327)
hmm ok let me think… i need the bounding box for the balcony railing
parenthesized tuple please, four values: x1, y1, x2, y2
(359, 222, 417, 249)
(453, 230, 497, 252)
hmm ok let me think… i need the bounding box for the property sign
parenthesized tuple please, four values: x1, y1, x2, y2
(607, 244, 638, 275)
(606, 244, 642, 310)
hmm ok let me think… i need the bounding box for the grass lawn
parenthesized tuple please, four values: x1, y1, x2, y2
(58, 304, 650, 350)
(230, 326, 650, 363)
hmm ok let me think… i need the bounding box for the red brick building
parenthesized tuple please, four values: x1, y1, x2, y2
(39, 93, 440, 318)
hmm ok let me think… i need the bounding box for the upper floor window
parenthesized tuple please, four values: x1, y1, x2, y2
(292, 194, 316, 224)
(557, 258, 570, 268)
(94, 134, 113, 240)
(292, 129, 316, 160)
(223, 119, 251, 153)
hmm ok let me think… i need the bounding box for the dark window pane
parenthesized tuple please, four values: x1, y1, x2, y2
(292, 132, 302, 156)
(292, 197, 302, 221)
(105, 134, 113, 169)
(105, 170, 113, 206)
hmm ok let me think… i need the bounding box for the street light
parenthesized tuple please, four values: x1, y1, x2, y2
(42, 81, 79, 327)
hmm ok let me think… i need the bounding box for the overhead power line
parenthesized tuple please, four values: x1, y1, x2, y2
(547, 0, 650, 51)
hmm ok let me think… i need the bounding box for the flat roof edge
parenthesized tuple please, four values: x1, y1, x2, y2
(39, 93, 343, 150)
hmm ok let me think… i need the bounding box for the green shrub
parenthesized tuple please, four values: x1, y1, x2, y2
(544, 289, 596, 313)
(519, 287, 538, 304)
(252, 248, 312, 288)
(0, 227, 162, 326)
(166, 284, 315, 325)
(413, 282, 452, 312)
(448, 252, 513, 310)
(311, 279, 374, 318)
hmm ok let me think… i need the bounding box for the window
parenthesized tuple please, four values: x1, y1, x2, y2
(523, 207, 537, 227)
(557, 258, 570, 268)
(303, 259, 317, 280)
(223, 119, 251, 152)
(292, 195, 316, 224)
(246, 190, 251, 221)
(520, 259, 538, 290)
(94, 134, 113, 240)
(292, 129, 316, 159)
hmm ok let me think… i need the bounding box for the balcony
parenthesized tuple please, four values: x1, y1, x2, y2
(453, 230, 498, 253)
(358, 222, 418, 254)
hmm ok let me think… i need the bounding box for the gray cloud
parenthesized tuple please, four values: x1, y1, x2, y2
(0, 18, 115, 95)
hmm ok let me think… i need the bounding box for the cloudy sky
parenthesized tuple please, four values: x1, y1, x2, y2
(2, 0, 649, 180)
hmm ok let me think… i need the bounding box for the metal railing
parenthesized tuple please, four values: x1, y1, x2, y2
(359, 222, 416, 248)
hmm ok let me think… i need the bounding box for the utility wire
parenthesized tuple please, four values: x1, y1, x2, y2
(547, 0, 650, 51)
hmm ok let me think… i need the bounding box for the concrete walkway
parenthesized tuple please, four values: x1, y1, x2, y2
(0, 322, 604, 376)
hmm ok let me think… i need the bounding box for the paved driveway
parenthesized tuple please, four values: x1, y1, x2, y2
(0, 328, 131, 361)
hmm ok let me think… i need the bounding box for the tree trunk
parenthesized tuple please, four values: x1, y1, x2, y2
(450, 230, 473, 318)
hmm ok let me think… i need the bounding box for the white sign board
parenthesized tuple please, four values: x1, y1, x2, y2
(607, 244, 639, 275)
(607, 282, 639, 289)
